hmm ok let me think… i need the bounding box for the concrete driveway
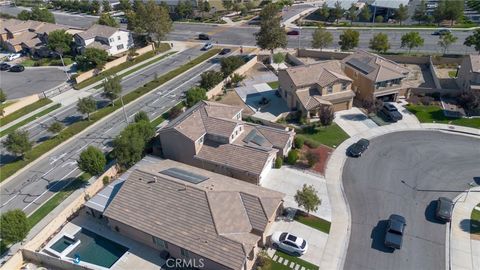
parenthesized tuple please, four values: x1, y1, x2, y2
(268, 219, 328, 266)
(262, 166, 331, 221)
(334, 107, 378, 137)
(388, 101, 420, 126)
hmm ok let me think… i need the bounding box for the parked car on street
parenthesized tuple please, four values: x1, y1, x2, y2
(433, 29, 451, 35)
(271, 232, 308, 256)
(380, 103, 403, 122)
(384, 214, 406, 250)
(435, 197, 454, 222)
(9, 65, 25, 72)
(0, 63, 11, 71)
(198, 33, 210, 40)
(347, 138, 370, 157)
(219, 48, 231, 55)
(202, 43, 213, 51)
(7, 53, 21, 61)
(287, 30, 300, 35)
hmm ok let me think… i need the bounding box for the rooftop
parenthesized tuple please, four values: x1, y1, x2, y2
(76, 24, 119, 40)
(282, 60, 353, 88)
(467, 54, 480, 73)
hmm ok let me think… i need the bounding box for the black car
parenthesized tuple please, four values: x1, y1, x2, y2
(9, 65, 25, 72)
(380, 103, 403, 122)
(219, 48, 231, 55)
(287, 30, 300, 35)
(347, 138, 370, 157)
(433, 29, 451, 36)
(0, 63, 11, 71)
(384, 214, 406, 249)
(435, 197, 454, 222)
(198, 33, 210, 40)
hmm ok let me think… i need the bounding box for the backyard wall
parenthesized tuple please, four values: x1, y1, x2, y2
(286, 53, 304, 66)
(407, 87, 461, 97)
(22, 250, 91, 270)
(428, 56, 442, 89)
(1, 94, 39, 117)
(75, 44, 155, 84)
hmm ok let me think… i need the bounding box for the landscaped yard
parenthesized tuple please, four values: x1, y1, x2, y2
(270, 251, 319, 270)
(471, 204, 480, 235)
(267, 81, 279, 89)
(294, 211, 331, 234)
(406, 104, 480, 129)
(297, 123, 350, 148)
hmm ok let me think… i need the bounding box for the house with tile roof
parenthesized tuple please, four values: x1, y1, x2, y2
(73, 24, 133, 55)
(157, 101, 295, 185)
(341, 50, 411, 102)
(278, 60, 355, 118)
(86, 157, 284, 270)
(456, 54, 480, 92)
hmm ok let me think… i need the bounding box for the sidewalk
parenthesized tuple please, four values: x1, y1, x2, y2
(0, 102, 59, 133)
(320, 123, 480, 270)
(450, 186, 480, 270)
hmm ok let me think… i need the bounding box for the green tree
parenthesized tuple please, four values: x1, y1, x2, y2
(91, 0, 101, 14)
(113, 121, 155, 168)
(127, 0, 172, 45)
(176, 0, 193, 19)
(311, 26, 333, 51)
(346, 4, 357, 25)
(443, 0, 463, 26)
(185, 87, 207, 107)
(375, 15, 384, 23)
(359, 6, 371, 22)
(2, 130, 32, 159)
(98, 13, 119, 27)
(30, 7, 55, 23)
(319, 106, 334, 126)
(47, 122, 64, 134)
(134, 111, 150, 123)
(103, 76, 122, 106)
(47, 29, 73, 55)
(286, 149, 299, 165)
(200, 70, 224, 90)
(465, 29, 480, 53)
(369, 33, 390, 53)
(294, 184, 321, 215)
(0, 210, 29, 244)
(76, 47, 109, 70)
(394, 4, 409, 25)
(230, 73, 246, 87)
(432, 0, 446, 26)
(438, 32, 458, 54)
(17, 10, 31, 20)
(222, 0, 233, 11)
(332, 1, 344, 24)
(77, 97, 97, 120)
(255, 3, 287, 55)
(272, 52, 285, 68)
(119, 0, 131, 11)
(274, 158, 283, 168)
(0, 89, 6, 103)
(220, 56, 246, 77)
(245, 1, 257, 11)
(102, 0, 111, 12)
(412, 0, 428, 23)
(401, 31, 425, 54)
(338, 29, 359, 51)
(318, 2, 329, 21)
(77, 146, 106, 175)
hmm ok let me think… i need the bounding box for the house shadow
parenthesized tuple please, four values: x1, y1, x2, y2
(340, 113, 368, 121)
(370, 220, 394, 253)
(425, 200, 445, 224)
(473, 177, 480, 185)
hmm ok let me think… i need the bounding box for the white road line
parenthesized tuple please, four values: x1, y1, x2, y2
(1, 194, 19, 207)
(23, 168, 79, 212)
(74, 144, 89, 154)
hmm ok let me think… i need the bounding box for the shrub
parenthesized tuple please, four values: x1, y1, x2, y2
(304, 138, 320, 149)
(102, 176, 110, 186)
(294, 136, 304, 149)
(256, 250, 272, 269)
(319, 106, 334, 126)
(420, 96, 434, 105)
(168, 104, 183, 120)
(286, 149, 299, 165)
(274, 157, 283, 168)
(305, 150, 319, 167)
(0, 209, 29, 244)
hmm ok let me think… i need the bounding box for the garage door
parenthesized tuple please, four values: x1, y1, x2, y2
(259, 157, 274, 185)
(333, 102, 349, 111)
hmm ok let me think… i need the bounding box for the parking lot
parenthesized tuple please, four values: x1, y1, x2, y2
(0, 67, 67, 99)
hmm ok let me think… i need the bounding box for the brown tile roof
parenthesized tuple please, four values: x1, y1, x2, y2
(0, 19, 24, 34)
(76, 24, 118, 40)
(86, 40, 110, 50)
(6, 31, 36, 45)
(468, 55, 480, 73)
(104, 158, 284, 270)
(35, 23, 67, 35)
(237, 124, 294, 151)
(4, 20, 43, 34)
(282, 60, 352, 88)
(342, 50, 410, 82)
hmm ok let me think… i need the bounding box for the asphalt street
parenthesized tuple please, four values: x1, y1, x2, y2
(342, 131, 480, 270)
(0, 48, 229, 216)
(0, 67, 67, 99)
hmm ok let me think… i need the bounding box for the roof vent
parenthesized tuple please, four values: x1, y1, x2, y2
(147, 177, 157, 184)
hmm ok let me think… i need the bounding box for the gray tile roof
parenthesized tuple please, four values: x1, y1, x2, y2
(76, 24, 118, 40)
(468, 55, 480, 73)
(281, 60, 352, 88)
(103, 158, 284, 270)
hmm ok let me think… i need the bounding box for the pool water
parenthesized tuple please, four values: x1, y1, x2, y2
(50, 236, 75, 253)
(67, 229, 128, 268)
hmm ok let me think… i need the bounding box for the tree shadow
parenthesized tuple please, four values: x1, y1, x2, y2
(370, 220, 394, 253)
(96, 100, 111, 109)
(62, 115, 83, 125)
(425, 200, 445, 224)
(0, 153, 19, 165)
(46, 177, 87, 192)
(37, 135, 52, 143)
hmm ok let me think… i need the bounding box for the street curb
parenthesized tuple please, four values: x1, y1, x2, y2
(0, 51, 220, 187)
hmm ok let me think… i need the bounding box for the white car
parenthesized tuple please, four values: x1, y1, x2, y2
(202, 43, 213, 51)
(7, 53, 21, 62)
(271, 232, 308, 256)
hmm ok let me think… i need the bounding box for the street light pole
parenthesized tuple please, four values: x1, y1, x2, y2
(53, 51, 70, 81)
(120, 95, 129, 124)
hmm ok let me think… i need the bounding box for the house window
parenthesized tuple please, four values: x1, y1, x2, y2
(180, 248, 190, 258)
(117, 44, 124, 50)
(109, 38, 114, 43)
(341, 83, 347, 91)
(152, 236, 168, 249)
(327, 86, 333, 94)
(231, 134, 234, 139)
(117, 36, 121, 40)
(198, 136, 204, 144)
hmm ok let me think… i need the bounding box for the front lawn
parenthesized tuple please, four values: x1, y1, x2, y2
(472, 204, 480, 235)
(297, 123, 350, 148)
(272, 251, 319, 270)
(267, 81, 279, 89)
(294, 211, 331, 234)
(406, 104, 480, 129)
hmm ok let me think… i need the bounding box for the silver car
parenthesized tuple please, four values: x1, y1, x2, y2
(271, 232, 308, 256)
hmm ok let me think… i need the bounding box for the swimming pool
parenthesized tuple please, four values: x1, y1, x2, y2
(67, 229, 128, 268)
(50, 236, 75, 253)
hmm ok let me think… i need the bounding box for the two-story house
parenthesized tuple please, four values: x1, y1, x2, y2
(341, 50, 411, 102)
(456, 54, 480, 92)
(157, 101, 295, 185)
(278, 60, 355, 118)
(73, 24, 133, 55)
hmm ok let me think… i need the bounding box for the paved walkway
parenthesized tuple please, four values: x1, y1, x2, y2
(450, 186, 480, 270)
(320, 122, 479, 270)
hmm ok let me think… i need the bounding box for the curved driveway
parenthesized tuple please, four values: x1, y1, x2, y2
(342, 131, 480, 270)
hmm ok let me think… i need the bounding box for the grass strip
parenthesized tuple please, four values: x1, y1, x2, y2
(472, 204, 480, 235)
(273, 251, 319, 270)
(0, 104, 61, 138)
(73, 43, 171, 90)
(294, 211, 331, 234)
(406, 104, 480, 129)
(0, 49, 220, 183)
(267, 81, 279, 89)
(27, 173, 91, 229)
(0, 98, 52, 127)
